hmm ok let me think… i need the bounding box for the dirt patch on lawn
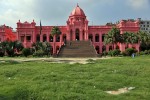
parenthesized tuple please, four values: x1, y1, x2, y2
(105, 87, 135, 95)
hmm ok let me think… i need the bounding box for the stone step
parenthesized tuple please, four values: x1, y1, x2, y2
(58, 40, 97, 57)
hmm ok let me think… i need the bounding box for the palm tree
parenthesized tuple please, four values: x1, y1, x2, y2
(51, 26, 61, 36)
(104, 27, 121, 50)
(51, 26, 61, 43)
(32, 42, 51, 56)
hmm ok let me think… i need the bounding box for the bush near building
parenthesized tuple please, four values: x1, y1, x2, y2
(22, 48, 31, 57)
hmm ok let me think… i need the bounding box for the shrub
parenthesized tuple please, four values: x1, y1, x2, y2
(108, 49, 121, 56)
(102, 51, 108, 56)
(122, 51, 127, 56)
(148, 50, 150, 55)
(0, 49, 5, 57)
(125, 48, 137, 56)
(33, 50, 44, 57)
(113, 49, 121, 56)
(144, 50, 148, 55)
(139, 51, 144, 55)
(22, 48, 31, 57)
(6, 48, 14, 57)
(108, 50, 113, 56)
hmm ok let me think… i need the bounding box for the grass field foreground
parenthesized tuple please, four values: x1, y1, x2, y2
(0, 56, 150, 100)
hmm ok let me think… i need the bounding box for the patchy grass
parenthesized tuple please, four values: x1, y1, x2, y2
(0, 56, 150, 100)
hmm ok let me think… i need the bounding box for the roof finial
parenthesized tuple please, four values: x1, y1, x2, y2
(77, 3, 79, 7)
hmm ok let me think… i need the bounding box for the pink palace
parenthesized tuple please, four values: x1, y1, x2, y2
(16, 4, 140, 56)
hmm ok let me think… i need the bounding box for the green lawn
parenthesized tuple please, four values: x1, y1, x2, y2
(0, 56, 150, 100)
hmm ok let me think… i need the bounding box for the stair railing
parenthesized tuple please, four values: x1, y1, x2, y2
(89, 40, 98, 55)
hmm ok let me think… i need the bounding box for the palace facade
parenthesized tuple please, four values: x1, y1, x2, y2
(1, 4, 140, 56)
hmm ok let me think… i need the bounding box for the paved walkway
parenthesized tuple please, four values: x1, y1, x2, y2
(0, 57, 112, 64)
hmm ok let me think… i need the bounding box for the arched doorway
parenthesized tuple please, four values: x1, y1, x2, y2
(116, 45, 119, 49)
(95, 46, 100, 54)
(70, 29, 73, 41)
(82, 30, 85, 40)
(63, 34, 66, 42)
(102, 45, 106, 52)
(56, 46, 60, 54)
(89, 34, 93, 41)
(51, 47, 53, 55)
(109, 46, 112, 51)
(75, 29, 80, 40)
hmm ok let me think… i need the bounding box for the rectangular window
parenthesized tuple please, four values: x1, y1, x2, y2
(147, 22, 149, 24)
(140, 22, 144, 24)
(147, 25, 149, 27)
(26, 36, 31, 42)
(143, 25, 145, 27)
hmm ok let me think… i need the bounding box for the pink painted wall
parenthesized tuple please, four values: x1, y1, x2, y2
(11, 5, 141, 55)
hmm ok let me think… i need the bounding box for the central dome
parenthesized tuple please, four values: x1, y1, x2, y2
(70, 4, 85, 16)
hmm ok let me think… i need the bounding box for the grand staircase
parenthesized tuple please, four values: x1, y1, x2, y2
(58, 40, 97, 57)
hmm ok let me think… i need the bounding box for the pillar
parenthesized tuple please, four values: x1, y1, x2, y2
(93, 34, 95, 43)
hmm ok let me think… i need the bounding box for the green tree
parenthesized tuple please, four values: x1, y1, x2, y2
(137, 31, 150, 50)
(104, 27, 121, 50)
(51, 26, 61, 36)
(122, 32, 139, 48)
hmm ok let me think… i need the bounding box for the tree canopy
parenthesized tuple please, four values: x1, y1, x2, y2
(51, 26, 61, 36)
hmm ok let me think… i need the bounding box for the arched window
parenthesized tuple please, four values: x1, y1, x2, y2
(43, 34, 47, 42)
(36, 34, 40, 42)
(75, 29, 80, 40)
(102, 34, 105, 42)
(95, 34, 99, 42)
(109, 46, 112, 51)
(95, 46, 100, 54)
(88, 34, 93, 42)
(56, 35, 60, 42)
(49, 35, 53, 42)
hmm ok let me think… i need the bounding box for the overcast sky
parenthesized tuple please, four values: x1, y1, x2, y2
(0, 0, 150, 30)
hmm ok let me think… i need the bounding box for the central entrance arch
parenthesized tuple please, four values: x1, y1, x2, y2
(75, 29, 80, 40)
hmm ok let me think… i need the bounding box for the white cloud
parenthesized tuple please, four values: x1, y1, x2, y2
(0, 0, 36, 29)
(0, 0, 150, 30)
(127, 0, 149, 10)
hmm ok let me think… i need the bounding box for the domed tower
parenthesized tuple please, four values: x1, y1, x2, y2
(67, 4, 88, 41)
